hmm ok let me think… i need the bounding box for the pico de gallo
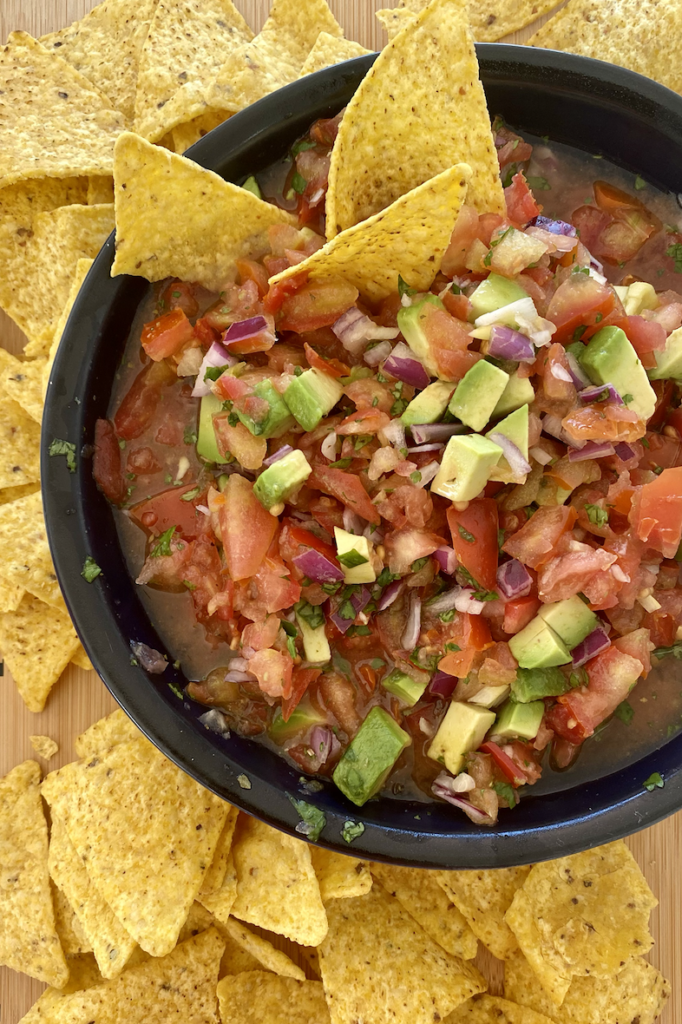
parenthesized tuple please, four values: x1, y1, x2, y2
(94, 112, 682, 826)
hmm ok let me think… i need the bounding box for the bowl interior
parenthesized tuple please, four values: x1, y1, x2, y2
(43, 45, 682, 867)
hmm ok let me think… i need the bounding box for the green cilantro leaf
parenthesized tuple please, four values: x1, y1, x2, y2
(445, 642, 461, 653)
(376, 567, 399, 587)
(294, 600, 325, 630)
(281, 620, 298, 637)
(150, 526, 177, 558)
(439, 609, 456, 623)
(643, 772, 664, 792)
(410, 471, 422, 484)
(653, 641, 682, 660)
(291, 138, 317, 156)
(398, 275, 417, 299)
(634, 174, 646, 190)
(288, 796, 326, 841)
(204, 364, 230, 382)
(342, 820, 365, 843)
(183, 425, 198, 445)
(615, 700, 634, 725)
(621, 393, 634, 405)
(458, 524, 476, 543)
(48, 438, 77, 473)
(338, 549, 369, 568)
(370, 658, 386, 671)
(291, 171, 307, 195)
(329, 457, 353, 469)
(81, 556, 102, 583)
(666, 242, 682, 273)
(585, 503, 608, 527)
(493, 780, 519, 807)
(181, 486, 200, 501)
(411, 556, 429, 573)
(526, 175, 551, 191)
(286, 635, 297, 658)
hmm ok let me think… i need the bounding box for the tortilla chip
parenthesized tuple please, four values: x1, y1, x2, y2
(199, 805, 239, 897)
(0, 578, 25, 612)
(326, 0, 504, 239)
(52, 882, 92, 956)
(176, 901, 220, 944)
(0, 32, 125, 189)
(378, 0, 564, 43)
(271, 163, 471, 301)
(299, 33, 371, 76)
(48, 816, 137, 978)
(437, 866, 529, 960)
(133, 0, 252, 143)
(0, 761, 68, 987)
(0, 595, 79, 711)
(87, 177, 115, 204)
(0, 354, 47, 424)
(30, 735, 59, 760)
(0, 492, 63, 609)
(111, 132, 294, 290)
(0, 482, 40, 505)
(218, 970, 330, 1024)
(223, 918, 305, 980)
(0, 395, 41, 489)
(319, 884, 486, 1024)
(219, 928, 263, 978)
(449, 994, 555, 1023)
(43, 257, 94, 378)
(529, 0, 682, 94)
(230, 816, 327, 946)
(375, 7, 416, 41)
(199, 851, 238, 924)
(42, 738, 229, 957)
(75, 708, 144, 759)
(504, 950, 671, 1024)
(371, 863, 478, 960)
(310, 848, 372, 901)
(71, 645, 94, 671)
(505, 842, 656, 1006)
(170, 110, 230, 155)
(40, 0, 158, 126)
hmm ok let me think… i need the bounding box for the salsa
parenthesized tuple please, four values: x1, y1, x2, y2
(95, 113, 682, 825)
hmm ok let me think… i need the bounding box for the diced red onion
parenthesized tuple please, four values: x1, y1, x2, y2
(197, 503, 210, 515)
(526, 225, 578, 253)
(434, 546, 458, 575)
(407, 443, 445, 453)
(229, 657, 250, 672)
(571, 626, 611, 667)
(409, 422, 466, 445)
(321, 431, 337, 461)
(429, 671, 458, 699)
(542, 414, 584, 449)
(533, 216, 577, 237)
(377, 579, 404, 611)
(496, 559, 532, 599)
(342, 508, 366, 535)
(198, 709, 230, 737)
(454, 589, 486, 615)
(551, 363, 573, 383)
(568, 440, 615, 462)
(383, 342, 431, 389)
(130, 641, 168, 674)
(351, 586, 372, 616)
(332, 306, 399, 355)
(363, 522, 384, 543)
(401, 591, 422, 649)
(309, 725, 333, 770)
(565, 350, 591, 389)
(487, 325, 535, 362)
(223, 315, 270, 345)
(529, 445, 552, 466)
(191, 341, 236, 397)
(263, 444, 293, 467)
(293, 547, 344, 583)
(364, 340, 392, 367)
(330, 610, 354, 634)
(225, 669, 256, 683)
(414, 461, 440, 488)
(427, 587, 462, 614)
(382, 418, 407, 450)
(579, 383, 623, 405)
(488, 432, 531, 479)
(614, 441, 636, 461)
(432, 773, 496, 824)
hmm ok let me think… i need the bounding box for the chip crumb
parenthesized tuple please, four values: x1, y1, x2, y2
(237, 773, 252, 789)
(29, 735, 59, 760)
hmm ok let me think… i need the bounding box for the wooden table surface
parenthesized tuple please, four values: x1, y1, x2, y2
(0, 1, 680, 1021)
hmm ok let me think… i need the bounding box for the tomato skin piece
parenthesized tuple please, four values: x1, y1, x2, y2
(310, 464, 380, 525)
(545, 274, 615, 345)
(131, 487, 205, 539)
(479, 741, 526, 786)
(631, 467, 682, 558)
(113, 360, 176, 440)
(504, 172, 541, 225)
(303, 341, 348, 378)
(241, 615, 280, 651)
(282, 667, 322, 721)
(447, 498, 499, 591)
(278, 277, 359, 333)
(93, 418, 127, 504)
(141, 308, 195, 361)
(263, 271, 308, 314)
(612, 627, 654, 677)
(503, 595, 540, 634)
(219, 474, 278, 581)
(248, 648, 293, 699)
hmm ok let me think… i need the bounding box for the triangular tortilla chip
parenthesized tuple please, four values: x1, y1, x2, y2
(0, 761, 68, 987)
(0, 353, 46, 424)
(169, 110, 230, 155)
(299, 32, 370, 77)
(74, 708, 143, 759)
(310, 847, 372, 901)
(133, 0, 253, 143)
(0, 392, 41, 489)
(0, 594, 79, 711)
(326, 0, 504, 239)
(437, 866, 529, 961)
(70, 643, 94, 671)
(40, 0, 158, 126)
(42, 258, 94, 377)
(223, 918, 305, 980)
(217, 971, 330, 1024)
(0, 578, 26, 613)
(199, 851, 238, 924)
(87, 176, 115, 204)
(29, 736, 59, 760)
(377, 0, 564, 42)
(111, 132, 294, 290)
(42, 739, 229, 957)
(448, 994, 555, 1023)
(0, 491, 63, 609)
(0, 32, 125, 189)
(52, 882, 92, 956)
(270, 163, 471, 301)
(200, 805, 239, 897)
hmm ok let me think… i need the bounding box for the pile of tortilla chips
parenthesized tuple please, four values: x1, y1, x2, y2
(0, 708, 671, 1024)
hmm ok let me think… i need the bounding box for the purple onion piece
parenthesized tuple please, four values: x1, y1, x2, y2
(533, 215, 577, 237)
(426, 587, 462, 615)
(429, 670, 458, 699)
(223, 315, 269, 344)
(383, 342, 431, 390)
(454, 589, 487, 615)
(293, 547, 344, 584)
(432, 775, 496, 824)
(542, 413, 584, 449)
(568, 440, 615, 462)
(434, 546, 458, 575)
(351, 586, 372, 616)
(401, 591, 422, 649)
(579, 382, 623, 405)
(308, 725, 333, 770)
(487, 325, 535, 362)
(376, 579, 404, 611)
(130, 641, 168, 674)
(571, 626, 611, 668)
(614, 441, 636, 461)
(263, 444, 293, 467)
(496, 559, 533, 599)
(406, 443, 445, 453)
(488, 432, 532, 478)
(330, 610, 354, 634)
(409, 422, 465, 445)
(191, 340, 236, 398)
(565, 350, 591, 389)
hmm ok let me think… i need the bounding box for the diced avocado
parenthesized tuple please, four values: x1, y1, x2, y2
(431, 433, 503, 503)
(492, 370, 535, 418)
(334, 527, 376, 585)
(468, 684, 510, 708)
(565, 341, 585, 362)
(236, 379, 295, 438)
(579, 326, 656, 421)
(537, 595, 598, 650)
(401, 380, 454, 427)
(333, 706, 411, 806)
(294, 612, 331, 664)
(469, 273, 529, 321)
(242, 175, 262, 199)
(427, 701, 495, 775)
(197, 394, 225, 463)
(487, 403, 529, 483)
(621, 281, 658, 317)
(396, 294, 444, 376)
(449, 360, 510, 432)
(381, 668, 428, 706)
(511, 666, 569, 702)
(253, 449, 311, 512)
(269, 701, 326, 743)
(494, 699, 544, 741)
(508, 616, 571, 669)
(648, 325, 682, 380)
(284, 367, 344, 431)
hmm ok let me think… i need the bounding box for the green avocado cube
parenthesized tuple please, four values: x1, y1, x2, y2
(431, 433, 503, 503)
(381, 669, 428, 706)
(648, 325, 682, 380)
(396, 294, 444, 376)
(508, 616, 571, 669)
(492, 370, 535, 418)
(269, 701, 327, 743)
(197, 394, 225, 463)
(469, 273, 529, 321)
(253, 449, 311, 511)
(579, 325, 656, 421)
(427, 701, 496, 775)
(511, 666, 570, 703)
(294, 612, 331, 664)
(401, 380, 454, 427)
(236, 379, 295, 438)
(487, 404, 529, 483)
(449, 360, 510, 432)
(333, 707, 411, 806)
(494, 699, 544, 741)
(537, 595, 598, 650)
(284, 367, 344, 431)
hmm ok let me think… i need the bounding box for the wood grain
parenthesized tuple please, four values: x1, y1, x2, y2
(0, 1, 679, 1022)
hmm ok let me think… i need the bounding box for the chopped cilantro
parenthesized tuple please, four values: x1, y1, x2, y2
(48, 438, 77, 473)
(621, 393, 634, 404)
(342, 819, 365, 843)
(294, 365, 304, 376)
(410, 470, 422, 484)
(493, 780, 519, 807)
(615, 700, 634, 725)
(329, 457, 353, 469)
(354, 434, 372, 451)
(390, 380, 409, 417)
(653, 640, 682, 660)
(370, 658, 386, 670)
(526, 175, 551, 191)
(411, 556, 429, 573)
(349, 623, 372, 636)
(641, 437, 650, 448)
(497, 528, 505, 551)
(290, 171, 307, 195)
(666, 242, 682, 273)
(445, 642, 461, 653)
(439, 609, 456, 623)
(286, 635, 297, 658)
(81, 556, 102, 583)
(569, 667, 588, 688)
(321, 580, 342, 595)
(595, 312, 603, 323)
(291, 137, 317, 156)
(168, 681, 184, 699)
(398, 274, 417, 299)
(118, 438, 126, 449)
(288, 796, 326, 840)
(182, 579, 197, 591)
(228, 411, 239, 427)
(450, 282, 462, 295)
(294, 599, 325, 630)
(183, 425, 198, 445)
(332, 649, 352, 676)
(457, 565, 497, 600)
(338, 549, 369, 568)
(585, 503, 608, 527)
(150, 526, 176, 557)
(653, 465, 664, 475)
(634, 174, 646, 190)
(372, 395, 379, 408)
(572, 324, 587, 341)
(181, 486, 200, 501)
(338, 598, 356, 621)
(376, 567, 399, 587)
(643, 772, 664, 792)
(458, 524, 476, 543)
(203, 364, 229, 382)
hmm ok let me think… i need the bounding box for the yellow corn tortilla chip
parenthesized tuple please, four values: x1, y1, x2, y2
(319, 883, 486, 1024)
(200, 805, 239, 896)
(40, 0, 158, 126)
(218, 970, 330, 1024)
(0, 492, 63, 609)
(71, 645, 94, 671)
(0, 482, 40, 504)
(42, 738, 229, 957)
(310, 847, 372, 901)
(170, 110, 230, 155)
(504, 950, 671, 1024)
(505, 842, 656, 1007)
(219, 927, 263, 978)
(371, 863, 478, 960)
(199, 850, 238, 923)
(0, 354, 47, 424)
(448, 994, 555, 1024)
(375, 7, 416, 41)
(326, 0, 504, 239)
(437, 866, 529, 960)
(111, 132, 294, 290)
(231, 816, 327, 947)
(48, 816, 137, 979)
(17, 954, 102, 1024)
(299, 33, 371, 76)
(30, 735, 59, 760)
(0, 577, 25, 612)
(52, 882, 92, 956)
(0, 761, 68, 987)
(223, 918, 305, 980)
(75, 708, 144, 759)
(206, 0, 342, 115)
(0, 33, 125, 189)
(87, 177, 115, 204)
(177, 901, 220, 944)
(0, 394, 41, 489)
(133, 0, 253, 143)
(43, 257, 94, 380)
(271, 163, 471, 301)
(529, 0, 682, 94)
(0, 595, 79, 712)
(378, 0, 564, 43)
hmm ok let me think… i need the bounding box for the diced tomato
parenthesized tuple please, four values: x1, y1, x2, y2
(113, 360, 176, 440)
(303, 341, 348, 378)
(346, 377, 393, 413)
(310, 464, 380, 524)
(311, 112, 343, 146)
(308, 495, 345, 535)
(442, 290, 471, 320)
(537, 543, 618, 603)
(252, 558, 302, 615)
(384, 528, 444, 574)
(282, 667, 322, 721)
(141, 308, 195, 361)
(418, 303, 480, 382)
(438, 647, 477, 678)
(503, 595, 540, 634)
(621, 316, 666, 365)
(263, 271, 309, 315)
(160, 280, 198, 317)
(479, 740, 526, 786)
(562, 402, 642, 443)
(242, 615, 280, 651)
(441, 205, 480, 277)
(504, 172, 541, 225)
(478, 642, 517, 685)
(213, 373, 250, 401)
(502, 505, 576, 569)
(447, 498, 498, 591)
(248, 648, 293, 698)
(643, 610, 676, 648)
(337, 408, 390, 435)
(278, 277, 359, 333)
(548, 645, 644, 742)
(612, 627, 653, 678)
(212, 415, 267, 470)
(545, 273, 615, 345)
(219, 474, 278, 581)
(236, 258, 269, 297)
(630, 466, 682, 557)
(571, 205, 611, 251)
(127, 446, 161, 475)
(279, 521, 340, 579)
(585, 182, 662, 264)
(640, 431, 682, 471)
(131, 487, 205, 539)
(93, 418, 126, 504)
(225, 325, 277, 356)
(193, 317, 219, 345)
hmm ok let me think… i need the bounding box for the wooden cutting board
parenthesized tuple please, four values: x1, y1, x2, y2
(0, 1, 680, 1021)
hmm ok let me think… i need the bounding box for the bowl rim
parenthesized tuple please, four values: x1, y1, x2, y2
(42, 44, 682, 868)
